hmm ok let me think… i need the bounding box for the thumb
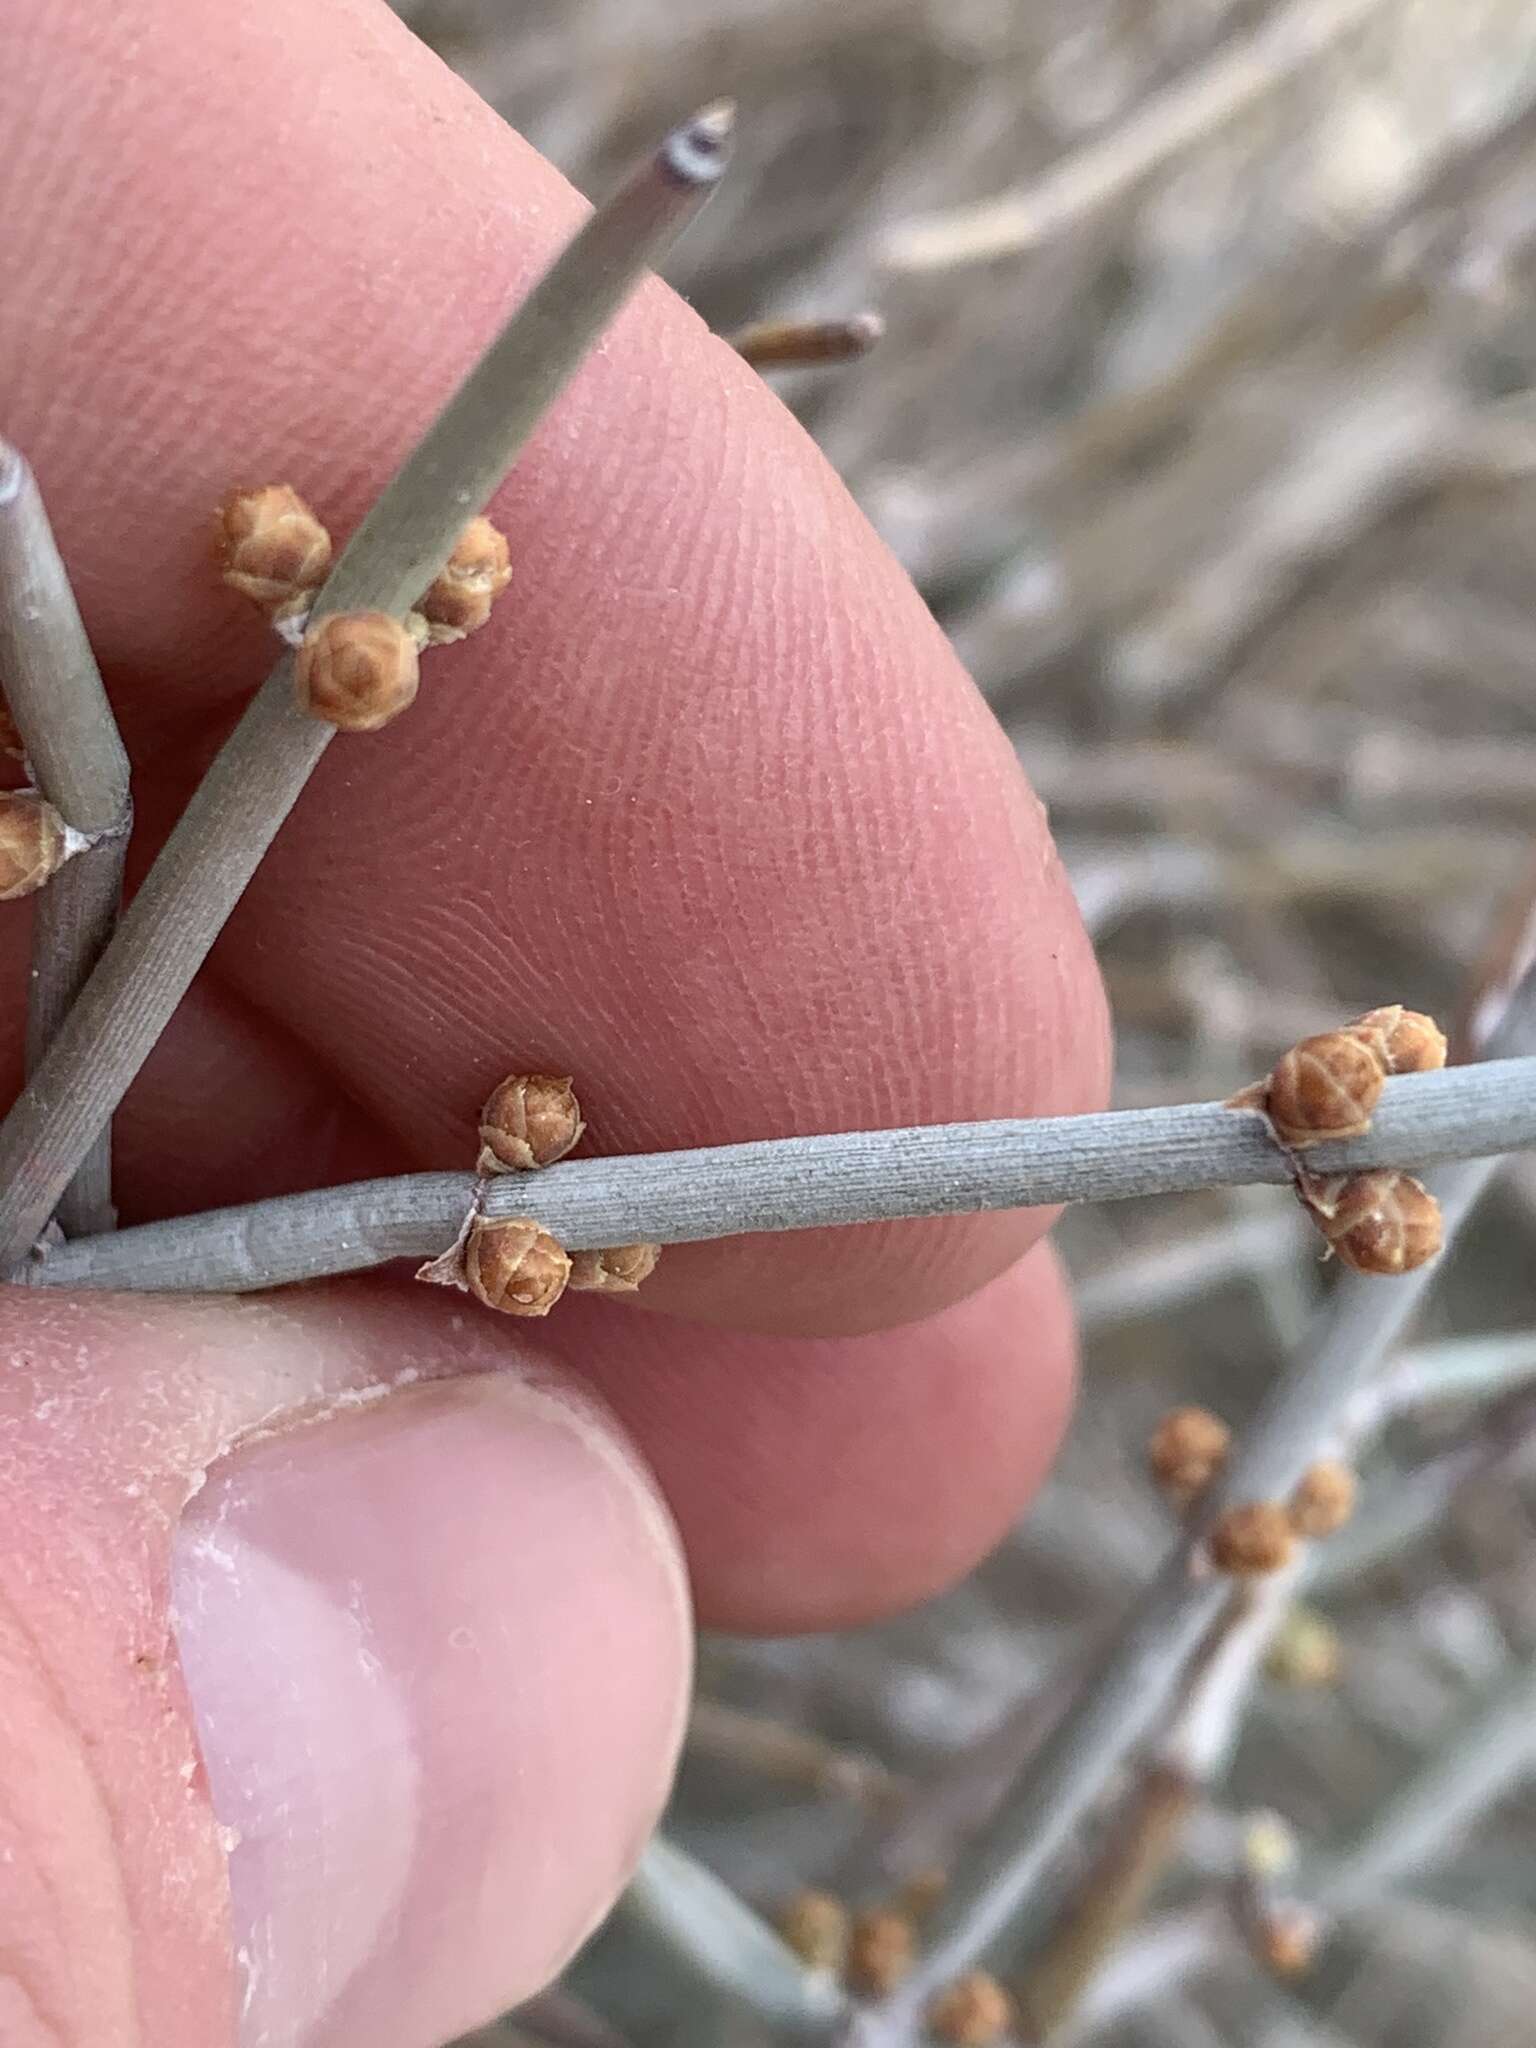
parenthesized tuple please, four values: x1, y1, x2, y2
(0, 1285, 690, 2048)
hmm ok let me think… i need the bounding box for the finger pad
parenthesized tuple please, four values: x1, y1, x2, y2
(545, 1243, 1078, 1632)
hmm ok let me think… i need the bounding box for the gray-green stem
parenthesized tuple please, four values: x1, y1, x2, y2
(16, 1059, 1536, 1293)
(0, 440, 132, 1236)
(0, 104, 733, 1273)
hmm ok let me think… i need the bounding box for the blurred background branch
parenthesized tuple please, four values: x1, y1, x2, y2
(408, 2, 1536, 2043)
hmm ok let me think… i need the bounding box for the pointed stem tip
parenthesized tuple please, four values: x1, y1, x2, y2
(663, 99, 736, 186)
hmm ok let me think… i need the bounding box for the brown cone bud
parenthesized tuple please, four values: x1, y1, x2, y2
(926, 1972, 1014, 2047)
(1209, 1502, 1296, 1576)
(846, 1909, 916, 1997)
(416, 516, 512, 644)
(294, 611, 419, 732)
(1298, 1169, 1443, 1275)
(478, 1073, 584, 1173)
(1147, 1406, 1231, 1503)
(464, 1219, 570, 1316)
(0, 791, 68, 899)
(1346, 1004, 1447, 1075)
(1288, 1458, 1357, 1538)
(217, 484, 331, 611)
(568, 1243, 661, 1294)
(1262, 1031, 1385, 1148)
(1252, 1905, 1321, 1978)
(896, 1867, 948, 1918)
(776, 1889, 849, 1973)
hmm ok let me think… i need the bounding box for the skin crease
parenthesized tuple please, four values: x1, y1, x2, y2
(0, 0, 1111, 2041)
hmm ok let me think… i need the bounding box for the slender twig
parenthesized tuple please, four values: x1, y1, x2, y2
(17, 1059, 1536, 1293)
(846, 985, 1536, 2039)
(613, 1835, 844, 2034)
(1075, 1208, 1313, 1330)
(1309, 1397, 1536, 1593)
(0, 104, 733, 1274)
(730, 313, 885, 371)
(1310, 1655, 1536, 1908)
(1015, 1764, 1198, 2041)
(1006, 1316, 1536, 2034)
(0, 440, 131, 1236)
(687, 1700, 903, 1813)
(881, 0, 1389, 271)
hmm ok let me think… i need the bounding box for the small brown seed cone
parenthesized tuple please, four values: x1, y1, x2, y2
(1147, 1405, 1231, 1503)
(294, 611, 419, 732)
(846, 1908, 915, 1997)
(926, 1972, 1014, 2046)
(1298, 1169, 1443, 1275)
(1288, 1458, 1357, 1538)
(1208, 1502, 1296, 1576)
(776, 1889, 848, 1972)
(416, 516, 512, 644)
(464, 1219, 571, 1316)
(478, 1073, 584, 1172)
(0, 791, 68, 899)
(217, 483, 331, 611)
(568, 1244, 661, 1294)
(1263, 1031, 1385, 1148)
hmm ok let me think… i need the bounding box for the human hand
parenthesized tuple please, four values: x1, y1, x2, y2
(0, 0, 1108, 2041)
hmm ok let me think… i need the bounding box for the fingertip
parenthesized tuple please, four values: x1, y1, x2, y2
(173, 1371, 691, 2045)
(553, 1239, 1078, 1632)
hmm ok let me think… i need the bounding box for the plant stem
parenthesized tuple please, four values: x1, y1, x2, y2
(18, 1058, 1536, 1293)
(1311, 1655, 1536, 1907)
(0, 440, 131, 1236)
(882, 0, 1388, 271)
(730, 314, 884, 370)
(1015, 1765, 1198, 2041)
(0, 104, 733, 1274)
(613, 1836, 844, 2034)
(687, 1700, 902, 1812)
(854, 989, 1536, 2030)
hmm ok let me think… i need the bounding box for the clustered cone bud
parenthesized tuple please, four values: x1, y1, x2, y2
(1257, 1030, 1385, 1149)
(1251, 1905, 1321, 1979)
(1296, 1168, 1443, 1275)
(464, 1218, 571, 1316)
(478, 1072, 585, 1173)
(1346, 1003, 1447, 1076)
(568, 1243, 660, 1294)
(1265, 1608, 1342, 1687)
(217, 484, 331, 614)
(926, 1972, 1014, 2047)
(846, 1908, 916, 1997)
(0, 791, 68, 899)
(776, 1889, 849, 1973)
(1287, 1458, 1357, 1538)
(415, 515, 512, 644)
(1208, 1501, 1296, 1576)
(1230, 1005, 1446, 1156)
(1147, 1405, 1231, 1504)
(294, 611, 420, 732)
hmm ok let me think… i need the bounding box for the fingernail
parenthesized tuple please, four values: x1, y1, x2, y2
(171, 1373, 689, 2047)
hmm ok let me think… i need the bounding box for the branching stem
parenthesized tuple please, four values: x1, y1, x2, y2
(17, 1058, 1536, 1293)
(0, 105, 733, 1272)
(0, 441, 131, 1235)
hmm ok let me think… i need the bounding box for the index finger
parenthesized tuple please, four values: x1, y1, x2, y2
(0, 0, 1108, 1334)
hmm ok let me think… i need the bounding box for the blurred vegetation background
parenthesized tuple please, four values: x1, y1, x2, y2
(391, 3, 1536, 2042)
